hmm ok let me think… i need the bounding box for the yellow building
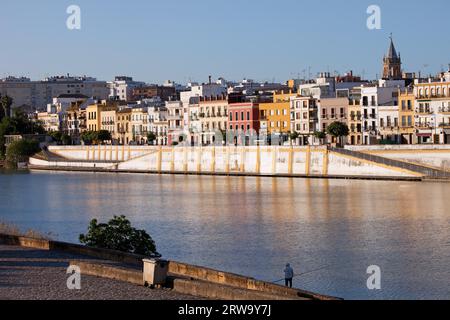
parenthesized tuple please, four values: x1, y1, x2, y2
(259, 91, 294, 135)
(347, 88, 362, 145)
(100, 108, 117, 141)
(398, 88, 415, 144)
(86, 102, 116, 132)
(116, 108, 132, 145)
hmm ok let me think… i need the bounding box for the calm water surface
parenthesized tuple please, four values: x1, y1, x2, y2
(0, 170, 449, 300)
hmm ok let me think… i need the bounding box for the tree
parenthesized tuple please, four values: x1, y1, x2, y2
(81, 131, 96, 145)
(79, 215, 159, 257)
(147, 132, 157, 145)
(326, 122, 349, 147)
(0, 110, 45, 158)
(97, 130, 112, 144)
(5, 139, 41, 168)
(289, 131, 299, 146)
(0, 94, 13, 120)
(49, 131, 63, 144)
(313, 131, 327, 145)
(61, 134, 72, 145)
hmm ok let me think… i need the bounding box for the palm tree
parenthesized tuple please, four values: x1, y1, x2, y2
(0, 95, 13, 120)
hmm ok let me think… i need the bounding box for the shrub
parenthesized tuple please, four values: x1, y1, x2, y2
(5, 139, 41, 168)
(0, 221, 52, 240)
(79, 215, 159, 257)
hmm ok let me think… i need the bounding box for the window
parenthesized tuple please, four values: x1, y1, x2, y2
(362, 96, 369, 106)
(241, 112, 244, 121)
(247, 111, 250, 120)
(230, 113, 233, 121)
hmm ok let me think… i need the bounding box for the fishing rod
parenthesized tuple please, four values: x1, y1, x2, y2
(272, 264, 331, 284)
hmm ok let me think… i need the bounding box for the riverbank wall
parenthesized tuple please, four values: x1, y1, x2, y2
(0, 233, 339, 300)
(28, 145, 429, 180)
(345, 145, 450, 172)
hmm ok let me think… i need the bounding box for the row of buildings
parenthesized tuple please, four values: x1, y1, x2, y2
(9, 38, 450, 146)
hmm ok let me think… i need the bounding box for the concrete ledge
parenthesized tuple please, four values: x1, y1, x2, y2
(0, 234, 147, 266)
(0, 234, 50, 250)
(171, 278, 305, 301)
(168, 261, 340, 300)
(28, 165, 423, 182)
(70, 260, 142, 286)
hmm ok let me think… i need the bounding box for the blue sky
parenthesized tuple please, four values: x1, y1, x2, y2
(0, 0, 449, 83)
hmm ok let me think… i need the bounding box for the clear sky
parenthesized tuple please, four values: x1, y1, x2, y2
(0, 0, 449, 84)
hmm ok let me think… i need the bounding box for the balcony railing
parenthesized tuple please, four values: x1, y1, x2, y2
(439, 123, 450, 128)
(415, 109, 433, 114)
(438, 107, 450, 113)
(415, 123, 432, 129)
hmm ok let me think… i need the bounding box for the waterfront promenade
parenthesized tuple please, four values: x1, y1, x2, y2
(0, 244, 196, 300)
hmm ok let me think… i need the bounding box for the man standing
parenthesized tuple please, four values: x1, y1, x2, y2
(284, 263, 294, 288)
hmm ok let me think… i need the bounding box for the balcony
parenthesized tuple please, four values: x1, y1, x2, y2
(438, 107, 450, 114)
(439, 123, 450, 129)
(415, 109, 433, 115)
(167, 115, 182, 121)
(415, 123, 432, 129)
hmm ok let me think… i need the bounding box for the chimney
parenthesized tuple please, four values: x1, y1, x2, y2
(209, 75, 212, 84)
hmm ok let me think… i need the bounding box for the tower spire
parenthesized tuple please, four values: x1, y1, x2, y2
(382, 33, 402, 80)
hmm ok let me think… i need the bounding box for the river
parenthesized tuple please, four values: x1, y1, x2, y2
(0, 170, 449, 300)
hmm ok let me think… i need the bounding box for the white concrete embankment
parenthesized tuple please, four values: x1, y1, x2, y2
(28, 145, 423, 179)
(345, 145, 450, 172)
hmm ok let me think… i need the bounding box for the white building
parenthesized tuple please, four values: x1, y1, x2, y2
(107, 76, 146, 102)
(179, 81, 227, 145)
(46, 94, 89, 113)
(166, 100, 184, 145)
(0, 75, 109, 111)
(377, 105, 400, 143)
(360, 79, 405, 145)
(148, 106, 168, 145)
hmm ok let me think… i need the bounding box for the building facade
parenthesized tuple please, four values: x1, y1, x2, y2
(116, 108, 132, 145)
(0, 75, 108, 111)
(199, 95, 228, 145)
(259, 91, 293, 137)
(414, 73, 450, 144)
(398, 88, 415, 144)
(318, 97, 349, 144)
(290, 96, 318, 145)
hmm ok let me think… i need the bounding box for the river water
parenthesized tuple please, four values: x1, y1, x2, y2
(0, 170, 449, 300)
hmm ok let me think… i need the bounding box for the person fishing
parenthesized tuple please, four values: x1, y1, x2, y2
(284, 263, 294, 288)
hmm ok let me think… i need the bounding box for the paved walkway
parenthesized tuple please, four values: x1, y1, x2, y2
(0, 245, 197, 300)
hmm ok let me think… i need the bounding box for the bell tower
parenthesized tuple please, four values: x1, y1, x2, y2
(382, 34, 402, 80)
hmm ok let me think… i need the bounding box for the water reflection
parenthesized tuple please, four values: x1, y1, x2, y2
(0, 171, 449, 299)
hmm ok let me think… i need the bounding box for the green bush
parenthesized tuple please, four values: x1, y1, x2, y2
(79, 215, 159, 257)
(5, 139, 41, 168)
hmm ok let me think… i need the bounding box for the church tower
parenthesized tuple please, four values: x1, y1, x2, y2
(382, 35, 402, 80)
